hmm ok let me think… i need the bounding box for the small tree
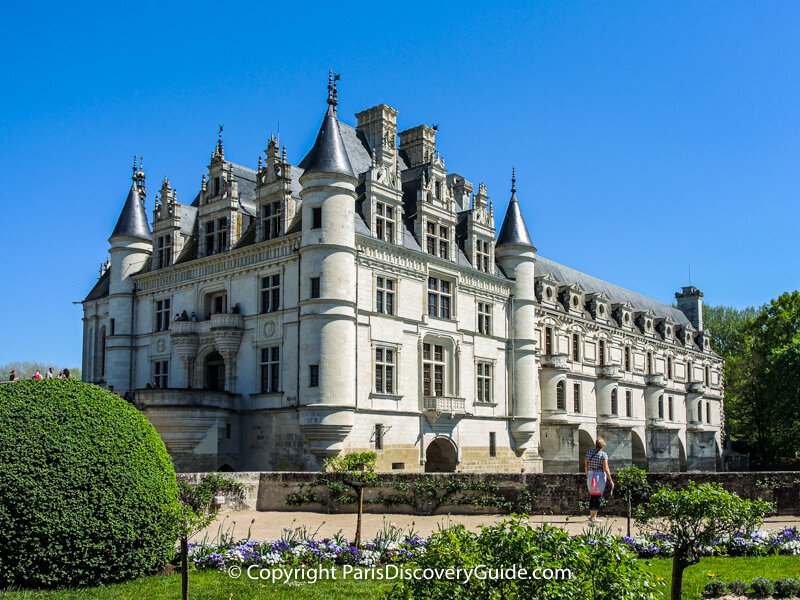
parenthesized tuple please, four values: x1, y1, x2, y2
(176, 474, 245, 600)
(637, 481, 772, 600)
(615, 465, 650, 537)
(323, 451, 378, 547)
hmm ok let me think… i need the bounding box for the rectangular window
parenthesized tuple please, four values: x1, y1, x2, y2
(667, 357, 673, 379)
(425, 222, 449, 259)
(374, 347, 395, 394)
(259, 346, 280, 393)
(375, 202, 395, 243)
(310, 277, 320, 299)
(374, 424, 384, 450)
(156, 234, 172, 268)
(204, 219, 215, 254)
(624, 347, 631, 372)
(647, 352, 653, 375)
(155, 298, 171, 332)
(262, 201, 282, 240)
(545, 327, 553, 355)
(154, 360, 168, 388)
(427, 277, 452, 319)
(204, 217, 228, 255)
(477, 302, 492, 335)
(611, 390, 618, 415)
(572, 333, 580, 362)
(312, 207, 322, 229)
(626, 390, 633, 418)
(375, 276, 395, 315)
(668, 396, 674, 421)
(477, 361, 492, 403)
(476, 239, 490, 273)
(659, 395, 665, 419)
(422, 343, 445, 396)
(260, 274, 281, 313)
(489, 432, 496, 457)
(599, 339, 606, 366)
(207, 291, 227, 315)
(110, 318, 115, 336)
(706, 401, 711, 424)
(226, 423, 231, 439)
(309, 364, 319, 387)
(573, 383, 581, 413)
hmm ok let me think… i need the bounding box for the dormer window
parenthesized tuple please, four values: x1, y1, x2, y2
(204, 217, 228, 255)
(214, 176, 221, 196)
(546, 287, 553, 300)
(261, 201, 281, 241)
(156, 234, 172, 268)
(426, 223, 449, 259)
(476, 239, 490, 273)
(375, 202, 395, 243)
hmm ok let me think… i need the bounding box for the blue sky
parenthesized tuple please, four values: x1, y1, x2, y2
(1, 1, 798, 368)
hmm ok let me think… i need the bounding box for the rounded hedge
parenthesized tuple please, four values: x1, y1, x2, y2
(0, 380, 179, 589)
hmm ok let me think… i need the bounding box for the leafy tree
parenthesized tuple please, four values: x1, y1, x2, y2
(322, 451, 378, 547)
(615, 465, 650, 537)
(176, 474, 245, 600)
(703, 304, 759, 358)
(636, 482, 771, 600)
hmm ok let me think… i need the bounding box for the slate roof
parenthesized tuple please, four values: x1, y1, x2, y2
(496, 192, 534, 248)
(111, 182, 151, 241)
(535, 255, 690, 324)
(84, 269, 110, 301)
(298, 106, 356, 178)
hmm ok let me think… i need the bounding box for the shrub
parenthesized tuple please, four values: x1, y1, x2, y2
(750, 577, 775, 596)
(703, 580, 727, 597)
(727, 579, 747, 595)
(386, 518, 659, 599)
(0, 380, 179, 589)
(774, 578, 800, 598)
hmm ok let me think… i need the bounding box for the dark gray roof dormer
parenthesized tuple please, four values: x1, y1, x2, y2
(496, 170, 534, 248)
(111, 182, 151, 241)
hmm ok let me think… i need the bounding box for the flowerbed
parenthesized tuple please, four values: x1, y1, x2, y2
(181, 522, 800, 572)
(622, 527, 800, 559)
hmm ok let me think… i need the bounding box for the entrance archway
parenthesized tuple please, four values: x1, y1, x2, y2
(578, 429, 594, 472)
(204, 351, 225, 391)
(425, 437, 458, 473)
(632, 431, 648, 470)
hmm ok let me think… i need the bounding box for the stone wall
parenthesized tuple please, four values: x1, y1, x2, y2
(179, 471, 800, 516)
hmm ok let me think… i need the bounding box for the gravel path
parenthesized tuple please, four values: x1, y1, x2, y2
(198, 511, 800, 543)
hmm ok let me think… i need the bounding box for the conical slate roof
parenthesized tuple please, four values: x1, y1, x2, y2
(111, 182, 151, 241)
(299, 104, 355, 179)
(496, 186, 534, 248)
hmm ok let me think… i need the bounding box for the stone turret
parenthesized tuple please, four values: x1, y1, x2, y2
(106, 158, 153, 392)
(296, 72, 359, 463)
(676, 286, 704, 331)
(494, 170, 541, 471)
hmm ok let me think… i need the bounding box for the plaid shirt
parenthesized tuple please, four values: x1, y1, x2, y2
(586, 449, 608, 471)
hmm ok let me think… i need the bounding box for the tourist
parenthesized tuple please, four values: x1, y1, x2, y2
(181, 309, 189, 321)
(9, 369, 17, 382)
(59, 368, 70, 379)
(33, 370, 42, 380)
(45, 367, 55, 379)
(190, 312, 198, 322)
(585, 437, 614, 524)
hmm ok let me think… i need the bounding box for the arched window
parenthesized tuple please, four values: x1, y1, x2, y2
(625, 390, 632, 417)
(611, 388, 618, 415)
(556, 380, 566, 411)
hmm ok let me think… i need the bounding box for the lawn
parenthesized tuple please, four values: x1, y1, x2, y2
(3, 557, 799, 599)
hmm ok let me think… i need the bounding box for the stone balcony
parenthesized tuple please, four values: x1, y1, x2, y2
(423, 396, 466, 415)
(687, 381, 705, 394)
(210, 313, 244, 354)
(645, 374, 666, 388)
(597, 365, 622, 379)
(540, 354, 569, 370)
(135, 388, 240, 411)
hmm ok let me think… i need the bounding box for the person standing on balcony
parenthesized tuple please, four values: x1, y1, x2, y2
(585, 437, 614, 524)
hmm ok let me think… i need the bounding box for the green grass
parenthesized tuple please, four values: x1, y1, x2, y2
(2, 557, 799, 599)
(646, 555, 800, 599)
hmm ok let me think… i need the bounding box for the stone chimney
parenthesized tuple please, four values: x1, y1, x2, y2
(675, 286, 704, 330)
(356, 104, 398, 165)
(399, 125, 436, 167)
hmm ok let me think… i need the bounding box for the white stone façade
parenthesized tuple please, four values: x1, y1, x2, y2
(82, 79, 723, 474)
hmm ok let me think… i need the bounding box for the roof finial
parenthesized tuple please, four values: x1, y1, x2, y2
(511, 166, 517, 194)
(132, 155, 138, 180)
(216, 124, 224, 158)
(327, 70, 340, 111)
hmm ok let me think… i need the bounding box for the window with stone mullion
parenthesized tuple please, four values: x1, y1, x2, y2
(477, 362, 492, 403)
(423, 343, 446, 397)
(374, 347, 395, 394)
(427, 277, 452, 319)
(261, 201, 281, 241)
(260, 346, 280, 394)
(375, 202, 395, 243)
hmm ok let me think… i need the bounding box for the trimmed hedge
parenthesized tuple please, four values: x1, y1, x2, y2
(0, 380, 179, 589)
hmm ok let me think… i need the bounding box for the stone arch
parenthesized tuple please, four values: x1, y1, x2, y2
(203, 350, 226, 391)
(217, 464, 235, 472)
(425, 436, 458, 473)
(631, 430, 647, 469)
(578, 428, 595, 472)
